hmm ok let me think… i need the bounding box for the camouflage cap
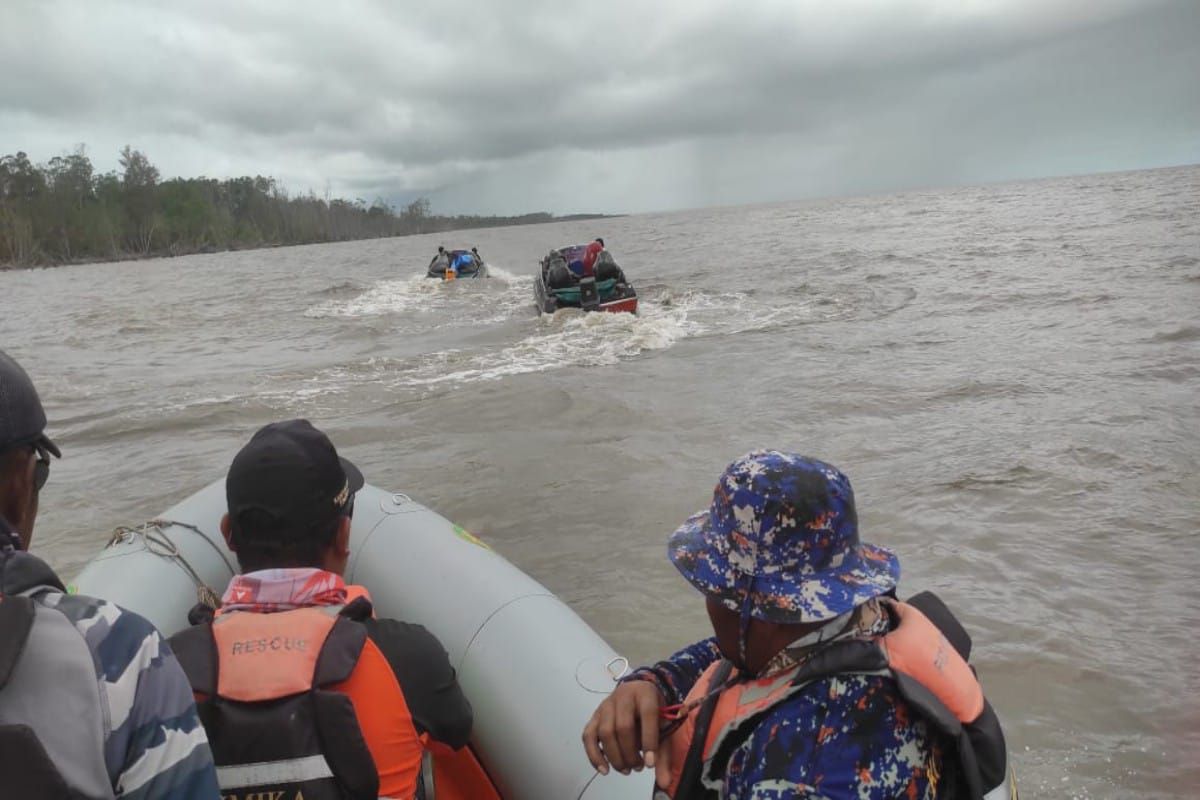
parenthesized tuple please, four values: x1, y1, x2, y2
(667, 450, 899, 624)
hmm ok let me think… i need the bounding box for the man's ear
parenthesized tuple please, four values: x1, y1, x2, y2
(0, 449, 35, 546)
(220, 513, 237, 552)
(335, 516, 351, 557)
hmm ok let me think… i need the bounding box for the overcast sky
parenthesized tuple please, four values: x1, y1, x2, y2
(3, 0, 1197, 215)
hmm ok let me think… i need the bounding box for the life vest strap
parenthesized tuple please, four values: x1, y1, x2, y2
(674, 659, 733, 800)
(0, 723, 74, 800)
(216, 754, 335, 789)
(0, 595, 35, 688)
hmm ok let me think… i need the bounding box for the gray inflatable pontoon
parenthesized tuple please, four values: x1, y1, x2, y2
(73, 481, 654, 800)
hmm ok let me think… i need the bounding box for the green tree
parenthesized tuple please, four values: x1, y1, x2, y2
(0, 151, 45, 264)
(120, 145, 159, 254)
(42, 145, 95, 259)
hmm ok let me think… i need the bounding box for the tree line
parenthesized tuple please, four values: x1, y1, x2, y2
(1, 146, 605, 268)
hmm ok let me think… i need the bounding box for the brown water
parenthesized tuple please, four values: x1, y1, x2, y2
(2, 165, 1198, 798)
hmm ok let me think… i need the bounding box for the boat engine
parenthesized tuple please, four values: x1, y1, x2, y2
(578, 276, 600, 311)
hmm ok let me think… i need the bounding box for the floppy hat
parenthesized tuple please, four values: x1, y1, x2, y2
(667, 450, 899, 624)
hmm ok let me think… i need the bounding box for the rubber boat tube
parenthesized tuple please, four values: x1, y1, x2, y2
(73, 481, 653, 800)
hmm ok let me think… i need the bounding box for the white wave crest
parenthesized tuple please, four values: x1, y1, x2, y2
(304, 265, 532, 325)
(391, 287, 801, 386)
(296, 277, 808, 391)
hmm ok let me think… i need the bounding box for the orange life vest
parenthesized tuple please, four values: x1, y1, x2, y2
(658, 593, 1015, 800)
(173, 593, 424, 799)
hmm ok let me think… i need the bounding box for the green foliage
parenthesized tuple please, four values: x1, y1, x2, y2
(0, 145, 608, 268)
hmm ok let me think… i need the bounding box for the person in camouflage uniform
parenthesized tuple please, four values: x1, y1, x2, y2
(0, 349, 219, 799)
(583, 450, 1006, 800)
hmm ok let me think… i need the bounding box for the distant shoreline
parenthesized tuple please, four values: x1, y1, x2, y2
(0, 212, 624, 272)
(0, 144, 624, 272)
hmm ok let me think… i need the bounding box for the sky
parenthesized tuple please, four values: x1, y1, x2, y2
(2, 0, 1197, 215)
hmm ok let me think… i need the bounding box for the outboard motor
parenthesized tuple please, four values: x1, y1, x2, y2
(578, 276, 600, 311)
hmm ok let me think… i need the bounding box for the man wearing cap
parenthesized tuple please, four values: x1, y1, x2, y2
(0, 349, 220, 799)
(582, 450, 1015, 799)
(170, 419, 473, 800)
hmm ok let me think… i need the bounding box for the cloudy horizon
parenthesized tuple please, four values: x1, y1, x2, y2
(3, 0, 1197, 216)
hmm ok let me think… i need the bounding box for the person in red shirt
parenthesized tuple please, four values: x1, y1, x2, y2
(582, 238, 605, 277)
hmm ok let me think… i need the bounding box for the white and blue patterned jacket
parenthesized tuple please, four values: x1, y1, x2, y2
(0, 548, 219, 799)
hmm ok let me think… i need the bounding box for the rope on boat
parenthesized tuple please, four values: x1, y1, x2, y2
(106, 518, 235, 610)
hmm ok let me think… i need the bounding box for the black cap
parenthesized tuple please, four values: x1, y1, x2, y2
(0, 349, 61, 458)
(226, 419, 363, 542)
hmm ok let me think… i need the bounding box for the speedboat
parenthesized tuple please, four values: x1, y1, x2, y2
(73, 481, 651, 800)
(534, 245, 637, 314)
(427, 249, 488, 280)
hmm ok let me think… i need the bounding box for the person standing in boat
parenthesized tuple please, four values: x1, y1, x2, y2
(582, 450, 1015, 800)
(582, 238, 605, 278)
(0, 349, 220, 800)
(170, 419, 473, 800)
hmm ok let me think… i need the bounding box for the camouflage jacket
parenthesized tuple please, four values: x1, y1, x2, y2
(0, 549, 219, 799)
(629, 604, 943, 799)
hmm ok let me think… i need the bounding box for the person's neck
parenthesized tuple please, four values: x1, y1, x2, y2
(242, 565, 334, 576)
(750, 616, 853, 677)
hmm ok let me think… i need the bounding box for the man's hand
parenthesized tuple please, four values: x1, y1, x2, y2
(582, 678, 673, 786)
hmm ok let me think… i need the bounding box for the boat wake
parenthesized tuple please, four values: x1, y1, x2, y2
(290, 274, 885, 393)
(304, 265, 530, 327)
(390, 287, 807, 387)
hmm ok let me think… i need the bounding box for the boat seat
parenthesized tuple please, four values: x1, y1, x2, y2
(552, 278, 618, 303)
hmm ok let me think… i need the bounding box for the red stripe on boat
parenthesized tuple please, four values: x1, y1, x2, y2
(601, 297, 638, 314)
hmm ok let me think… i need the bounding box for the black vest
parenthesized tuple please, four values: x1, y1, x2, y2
(171, 601, 383, 800)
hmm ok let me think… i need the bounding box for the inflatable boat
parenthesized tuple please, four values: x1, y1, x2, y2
(427, 249, 488, 280)
(73, 481, 653, 800)
(534, 245, 637, 314)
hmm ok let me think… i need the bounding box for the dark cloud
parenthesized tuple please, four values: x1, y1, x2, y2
(2, 0, 1196, 214)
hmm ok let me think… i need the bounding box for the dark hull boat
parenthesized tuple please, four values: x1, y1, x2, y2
(427, 249, 488, 280)
(534, 244, 637, 314)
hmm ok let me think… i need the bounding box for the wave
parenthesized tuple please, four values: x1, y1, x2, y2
(481, 264, 521, 283)
(353, 289, 797, 388)
(923, 380, 1040, 403)
(312, 280, 370, 297)
(304, 266, 530, 326)
(1149, 326, 1200, 343)
(400, 310, 689, 386)
(936, 464, 1046, 490)
(297, 272, 918, 389)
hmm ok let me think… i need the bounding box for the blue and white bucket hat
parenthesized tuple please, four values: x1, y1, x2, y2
(667, 450, 900, 624)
